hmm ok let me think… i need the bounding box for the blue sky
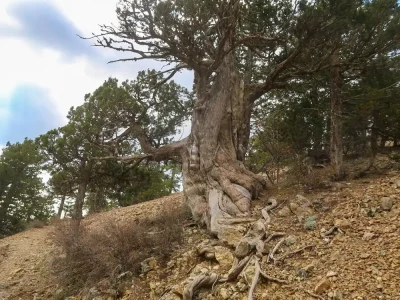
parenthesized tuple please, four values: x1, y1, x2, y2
(0, 0, 192, 146)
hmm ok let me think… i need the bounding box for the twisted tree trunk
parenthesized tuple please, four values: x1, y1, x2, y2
(182, 52, 266, 235)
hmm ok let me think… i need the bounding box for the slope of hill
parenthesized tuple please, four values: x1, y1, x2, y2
(1, 173, 400, 300)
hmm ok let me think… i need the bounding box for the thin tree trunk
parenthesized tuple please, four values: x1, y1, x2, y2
(329, 47, 344, 179)
(371, 111, 379, 157)
(169, 166, 176, 194)
(73, 179, 88, 220)
(57, 194, 66, 218)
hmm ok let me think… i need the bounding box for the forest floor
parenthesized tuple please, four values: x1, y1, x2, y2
(1, 170, 400, 300)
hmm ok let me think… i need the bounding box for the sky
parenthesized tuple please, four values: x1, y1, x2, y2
(0, 0, 193, 147)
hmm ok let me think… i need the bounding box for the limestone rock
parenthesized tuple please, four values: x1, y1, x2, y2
(285, 235, 297, 246)
(290, 202, 314, 220)
(362, 232, 376, 240)
(234, 241, 252, 258)
(278, 206, 291, 217)
(214, 246, 234, 267)
(295, 194, 312, 206)
(380, 197, 393, 211)
(326, 271, 338, 277)
(334, 219, 351, 229)
(252, 220, 266, 236)
(219, 288, 230, 300)
(256, 240, 270, 255)
(394, 180, 400, 188)
(141, 257, 157, 274)
(314, 277, 331, 294)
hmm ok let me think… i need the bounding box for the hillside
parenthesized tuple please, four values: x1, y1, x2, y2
(1, 173, 400, 300)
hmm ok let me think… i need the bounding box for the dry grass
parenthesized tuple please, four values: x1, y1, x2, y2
(51, 201, 190, 296)
(26, 219, 47, 229)
(285, 162, 335, 192)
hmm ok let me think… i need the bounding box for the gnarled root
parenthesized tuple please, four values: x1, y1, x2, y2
(182, 273, 219, 300)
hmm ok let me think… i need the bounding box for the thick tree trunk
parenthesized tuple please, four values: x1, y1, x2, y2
(182, 52, 266, 236)
(57, 194, 66, 218)
(329, 48, 345, 179)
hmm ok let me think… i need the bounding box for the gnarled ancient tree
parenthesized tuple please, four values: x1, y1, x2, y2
(88, 0, 400, 236)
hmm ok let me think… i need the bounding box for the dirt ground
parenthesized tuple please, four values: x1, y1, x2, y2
(0, 173, 399, 300)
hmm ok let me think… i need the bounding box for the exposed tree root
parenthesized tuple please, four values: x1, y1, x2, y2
(221, 255, 252, 282)
(268, 237, 286, 263)
(261, 198, 278, 224)
(322, 226, 338, 237)
(259, 269, 288, 284)
(276, 245, 315, 262)
(217, 217, 257, 225)
(304, 289, 327, 300)
(265, 232, 286, 243)
(182, 273, 219, 300)
(248, 258, 261, 300)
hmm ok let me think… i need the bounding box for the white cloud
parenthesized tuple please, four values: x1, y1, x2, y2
(52, 0, 118, 34)
(0, 0, 193, 140)
(0, 1, 126, 127)
(0, 38, 113, 122)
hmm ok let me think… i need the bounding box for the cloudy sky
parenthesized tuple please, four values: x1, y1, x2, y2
(0, 0, 193, 147)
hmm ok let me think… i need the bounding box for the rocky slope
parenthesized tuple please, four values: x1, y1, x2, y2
(1, 172, 400, 300)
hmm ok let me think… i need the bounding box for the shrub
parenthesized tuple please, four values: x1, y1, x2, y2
(27, 219, 47, 229)
(51, 202, 189, 296)
(285, 157, 334, 192)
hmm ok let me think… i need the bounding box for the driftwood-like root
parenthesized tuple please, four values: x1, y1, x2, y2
(276, 245, 315, 262)
(265, 232, 286, 243)
(182, 273, 219, 300)
(220, 255, 252, 283)
(248, 258, 261, 300)
(304, 289, 327, 300)
(259, 269, 288, 284)
(267, 237, 285, 263)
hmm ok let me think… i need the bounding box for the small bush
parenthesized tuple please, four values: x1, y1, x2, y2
(285, 159, 334, 192)
(27, 219, 47, 229)
(51, 202, 189, 296)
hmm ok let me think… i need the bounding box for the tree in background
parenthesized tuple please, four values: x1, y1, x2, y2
(38, 70, 191, 219)
(0, 139, 53, 237)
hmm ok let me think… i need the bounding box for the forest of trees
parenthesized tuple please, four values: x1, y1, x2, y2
(1, 0, 400, 238)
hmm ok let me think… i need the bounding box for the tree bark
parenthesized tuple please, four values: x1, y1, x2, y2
(182, 51, 266, 234)
(57, 194, 66, 218)
(329, 47, 344, 179)
(73, 177, 89, 220)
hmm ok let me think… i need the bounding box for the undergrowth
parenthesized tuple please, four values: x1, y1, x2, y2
(51, 201, 190, 296)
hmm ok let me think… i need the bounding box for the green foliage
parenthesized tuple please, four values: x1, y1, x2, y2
(38, 70, 190, 217)
(0, 139, 53, 237)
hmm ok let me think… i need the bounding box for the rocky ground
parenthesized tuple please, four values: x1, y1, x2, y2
(1, 171, 400, 300)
